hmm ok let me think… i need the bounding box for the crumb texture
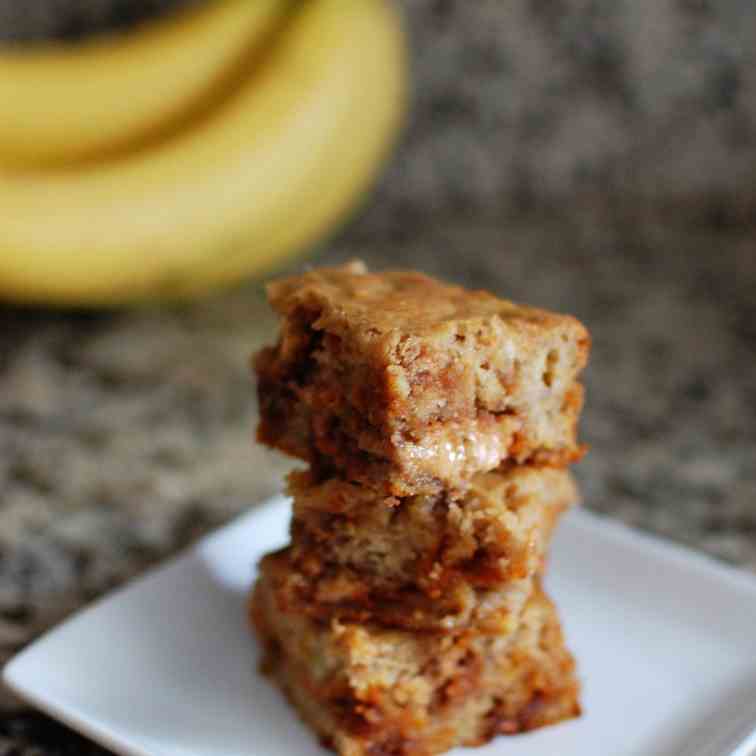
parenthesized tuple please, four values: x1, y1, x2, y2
(252, 551, 581, 756)
(255, 263, 589, 496)
(285, 466, 577, 631)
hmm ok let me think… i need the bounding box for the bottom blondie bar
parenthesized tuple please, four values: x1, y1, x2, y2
(252, 551, 580, 756)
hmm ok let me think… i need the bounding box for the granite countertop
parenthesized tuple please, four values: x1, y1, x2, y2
(1, 1, 756, 753)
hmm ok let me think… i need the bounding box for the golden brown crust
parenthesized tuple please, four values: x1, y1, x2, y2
(252, 551, 581, 756)
(255, 263, 590, 496)
(265, 261, 584, 343)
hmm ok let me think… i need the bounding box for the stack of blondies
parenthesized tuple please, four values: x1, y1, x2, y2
(251, 262, 590, 755)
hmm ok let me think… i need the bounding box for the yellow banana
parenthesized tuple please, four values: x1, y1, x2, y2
(0, 0, 407, 306)
(0, 0, 290, 169)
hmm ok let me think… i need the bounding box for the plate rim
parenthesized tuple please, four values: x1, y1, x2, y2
(2, 552, 198, 756)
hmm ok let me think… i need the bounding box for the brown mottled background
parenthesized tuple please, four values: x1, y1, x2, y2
(1, 2, 755, 752)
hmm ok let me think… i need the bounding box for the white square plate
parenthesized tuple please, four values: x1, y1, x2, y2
(4, 497, 756, 756)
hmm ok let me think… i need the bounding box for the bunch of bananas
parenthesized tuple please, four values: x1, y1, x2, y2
(0, 0, 407, 306)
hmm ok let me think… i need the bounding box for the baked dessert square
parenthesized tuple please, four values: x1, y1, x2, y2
(252, 550, 581, 756)
(285, 465, 577, 631)
(255, 262, 589, 496)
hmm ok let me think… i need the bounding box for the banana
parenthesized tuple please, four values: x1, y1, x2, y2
(0, 0, 407, 306)
(0, 0, 290, 169)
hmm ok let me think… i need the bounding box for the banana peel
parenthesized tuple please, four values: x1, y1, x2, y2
(0, 0, 290, 169)
(0, 0, 407, 306)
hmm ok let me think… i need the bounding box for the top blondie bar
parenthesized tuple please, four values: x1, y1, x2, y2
(255, 262, 590, 496)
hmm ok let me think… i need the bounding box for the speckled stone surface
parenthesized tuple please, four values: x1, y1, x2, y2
(1, 2, 756, 753)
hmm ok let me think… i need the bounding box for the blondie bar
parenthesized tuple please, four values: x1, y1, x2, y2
(252, 550, 581, 756)
(255, 262, 589, 496)
(285, 465, 577, 631)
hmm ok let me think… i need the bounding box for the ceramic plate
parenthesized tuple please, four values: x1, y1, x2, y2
(4, 497, 756, 756)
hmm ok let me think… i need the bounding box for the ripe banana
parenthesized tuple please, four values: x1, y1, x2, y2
(0, 0, 407, 306)
(0, 0, 290, 169)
